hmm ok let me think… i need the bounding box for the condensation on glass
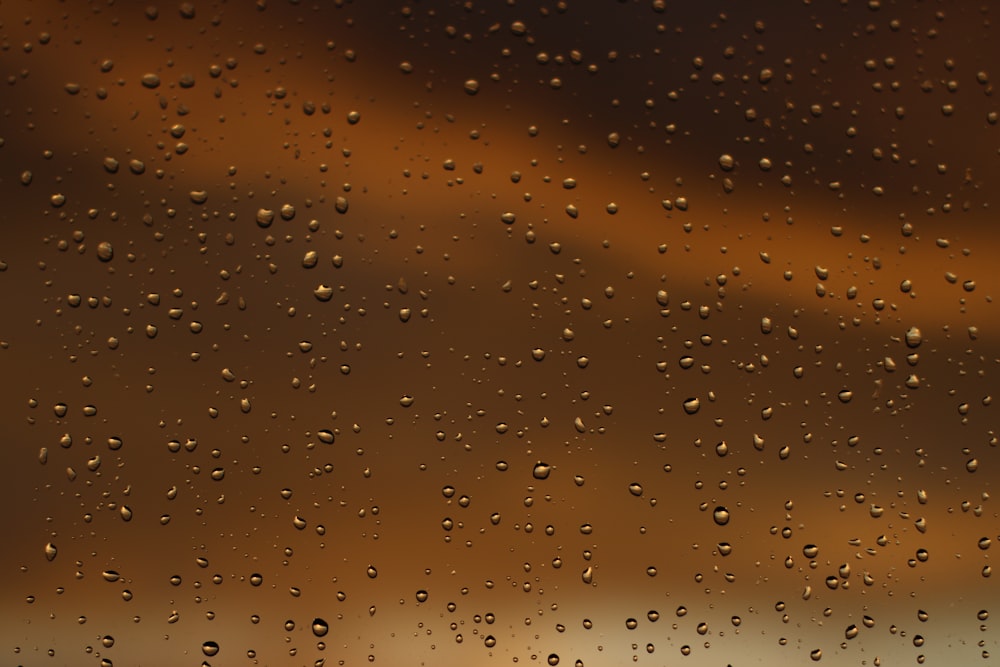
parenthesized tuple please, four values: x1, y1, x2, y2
(1, 1, 996, 666)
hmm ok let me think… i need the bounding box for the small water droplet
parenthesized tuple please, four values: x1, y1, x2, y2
(314, 285, 334, 301)
(96, 241, 114, 262)
(256, 208, 275, 228)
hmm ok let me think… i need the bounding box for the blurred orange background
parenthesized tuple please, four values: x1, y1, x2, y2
(1, 1, 996, 665)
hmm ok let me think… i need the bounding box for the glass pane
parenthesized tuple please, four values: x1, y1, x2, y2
(2, 1, 996, 665)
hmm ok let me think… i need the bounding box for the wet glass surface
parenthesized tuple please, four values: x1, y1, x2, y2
(1, 1, 997, 665)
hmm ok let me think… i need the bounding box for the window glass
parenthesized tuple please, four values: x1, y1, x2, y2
(3, 1, 996, 665)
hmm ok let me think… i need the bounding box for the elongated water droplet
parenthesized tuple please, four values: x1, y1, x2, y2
(533, 463, 551, 479)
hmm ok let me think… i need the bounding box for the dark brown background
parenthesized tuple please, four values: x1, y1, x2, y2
(1, 1, 997, 665)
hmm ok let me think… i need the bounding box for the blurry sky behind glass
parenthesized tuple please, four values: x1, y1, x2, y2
(1, 1, 997, 665)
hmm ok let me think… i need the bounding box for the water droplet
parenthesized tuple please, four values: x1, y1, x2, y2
(96, 241, 114, 262)
(202, 641, 220, 657)
(314, 285, 334, 301)
(256, 208, 275, 228)
(312, 618, 329, 637)
(683, 397, 701, 414)
(713, 506, 730, 525)
(44, 543, 57, 561)
(532, 463, 551, 479)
